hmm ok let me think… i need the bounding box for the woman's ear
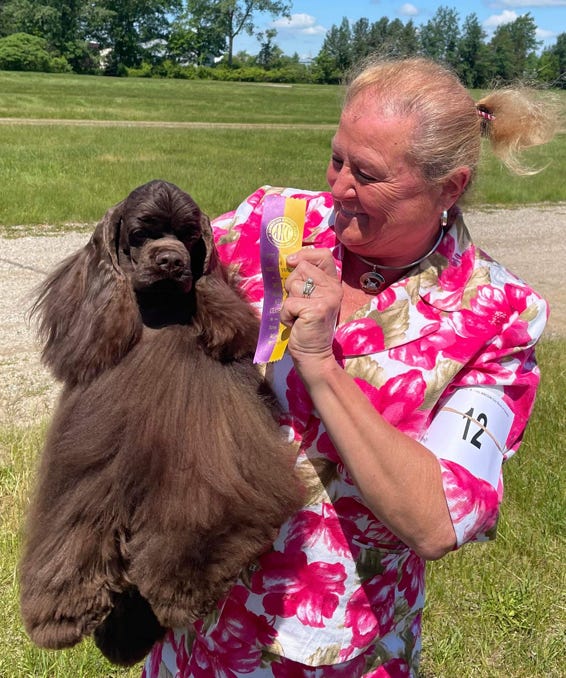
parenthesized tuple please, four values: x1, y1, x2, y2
(440, 166, 471, 210)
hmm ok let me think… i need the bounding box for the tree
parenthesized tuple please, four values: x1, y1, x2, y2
(457, 13, 490, 87)
(350, 17, 370, 64)
(317, 16, 352, 74)
(538, 32, 566, 87)
(89, 0, 181, 74)
(419, 5, 460, 68)
(223, 1, 291, 67)
(489, 13, 540, 81)
(168, 0, 226, 65)
(255, 27, 280, 69)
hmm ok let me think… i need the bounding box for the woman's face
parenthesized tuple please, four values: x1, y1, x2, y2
(326, 95, 450, 264)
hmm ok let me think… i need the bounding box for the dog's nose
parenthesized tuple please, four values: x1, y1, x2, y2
(155, 251, 186, 275)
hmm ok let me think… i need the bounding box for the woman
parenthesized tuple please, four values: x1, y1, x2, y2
(144, 58, 557, 677)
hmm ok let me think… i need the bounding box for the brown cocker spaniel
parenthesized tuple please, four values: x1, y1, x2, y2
(19, 180, 302, 666)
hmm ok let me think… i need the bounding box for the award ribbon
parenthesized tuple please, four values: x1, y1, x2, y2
(254, 194, 306, 364)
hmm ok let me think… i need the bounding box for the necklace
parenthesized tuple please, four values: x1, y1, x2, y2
(355, 228, 445, 294)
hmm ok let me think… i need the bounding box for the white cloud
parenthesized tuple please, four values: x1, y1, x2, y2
(271, 13, 327, 36)
(497, 0, 566, 6)
(536, 27, 558, 39)
(483, 10, 519, 28)
(399, 3, 419, 16)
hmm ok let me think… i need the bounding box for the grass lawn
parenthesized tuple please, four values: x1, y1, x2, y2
(0, 72, 564, 232)
(1, 340, 564, 677)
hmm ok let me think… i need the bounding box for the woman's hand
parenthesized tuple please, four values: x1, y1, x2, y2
(281, 248, 343, 380)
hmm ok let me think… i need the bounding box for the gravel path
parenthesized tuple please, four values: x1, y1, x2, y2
(1, 204, 565, 425)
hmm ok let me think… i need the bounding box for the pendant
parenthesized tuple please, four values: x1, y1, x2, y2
(359, 270, 386, 294)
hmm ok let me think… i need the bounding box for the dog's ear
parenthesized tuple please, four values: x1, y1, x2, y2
(31, 200, 142, 386)
(198, 212, 219, 276)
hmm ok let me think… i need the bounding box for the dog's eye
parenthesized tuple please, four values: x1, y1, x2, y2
(129, 229, 148, 246)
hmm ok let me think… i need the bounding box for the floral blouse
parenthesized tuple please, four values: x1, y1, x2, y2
(144, 186, 547, 676)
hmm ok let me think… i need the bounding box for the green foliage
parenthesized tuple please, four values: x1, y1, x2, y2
(219, 0, 291, 66)
(539, 33, 566, 88)
(456, 13, 491, 88)
(0, 31, 70, 71)
(168, 0, 226, 66)
(419, 5, 461, 69)
(489, 12, 540, 82)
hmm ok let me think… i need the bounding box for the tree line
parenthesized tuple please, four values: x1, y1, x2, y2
(0, 1, 564, 88)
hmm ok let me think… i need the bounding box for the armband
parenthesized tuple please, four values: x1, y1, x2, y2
(420, 387, 514, 489)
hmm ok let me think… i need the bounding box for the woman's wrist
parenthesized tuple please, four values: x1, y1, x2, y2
(291, 349, 342, 393)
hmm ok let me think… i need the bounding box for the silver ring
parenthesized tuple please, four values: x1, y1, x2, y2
(302, 277, 315, 298)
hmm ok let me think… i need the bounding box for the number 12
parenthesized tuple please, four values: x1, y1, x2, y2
(462, 408, 487, 449)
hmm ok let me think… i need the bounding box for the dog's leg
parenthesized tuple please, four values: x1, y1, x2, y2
(19, 393, 125, 650)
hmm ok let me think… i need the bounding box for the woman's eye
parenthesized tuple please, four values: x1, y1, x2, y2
(357, 170, 378, 183)
(331, 155, 343, 169)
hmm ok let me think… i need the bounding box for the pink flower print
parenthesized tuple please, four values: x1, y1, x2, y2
(335, 318, 385, 357)
(271, 653, 367, 678)
(389, 326, 448, 371)
(214, 585, 277, 649)
(453, 284, 518, 341)
(438, 244, 475, 293)
(439, 459, 499, 545)
(189, 631, 262, 677)
(185, 588, 276, 677)
(142, 637, 164, 678)
(238, 274, 264, 305)
(354, 371, 428, 434)
(164, 629, 190, 676)
(251, 550, 347, 627)
(283, 504, 352, 557)
(340, 567, 397, 660)
(366, 657, 412, 677)
(375, 286, 398, 310)
(397, 551, 425, 607)
(315, 431, 354, 481)
(286, 367, 314, 430)
(332, 497, 402, 550)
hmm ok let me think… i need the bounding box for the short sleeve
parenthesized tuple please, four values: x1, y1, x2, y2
(422, 282, 548, 547)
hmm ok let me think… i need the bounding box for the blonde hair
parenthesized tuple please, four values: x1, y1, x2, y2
(344, 57, 559, 186)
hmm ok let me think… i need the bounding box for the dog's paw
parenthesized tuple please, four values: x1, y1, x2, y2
(94, 589, 166, 666)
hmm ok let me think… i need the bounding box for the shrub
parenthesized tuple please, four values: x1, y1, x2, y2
(0, 33, 71, 73)
(0, 33, 51, 72)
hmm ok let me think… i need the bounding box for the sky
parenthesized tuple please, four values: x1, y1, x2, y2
(233, 0, 566, 59)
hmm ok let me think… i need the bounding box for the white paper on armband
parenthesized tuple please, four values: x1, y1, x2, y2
(420, 387, 514, 489)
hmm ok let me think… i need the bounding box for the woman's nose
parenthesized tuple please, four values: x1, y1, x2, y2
(328, 164, 356, 201)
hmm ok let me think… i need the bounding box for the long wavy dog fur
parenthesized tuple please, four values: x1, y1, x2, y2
(19, 180, 302, 666)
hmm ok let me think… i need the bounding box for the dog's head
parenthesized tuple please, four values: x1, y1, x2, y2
(117, 180, 216, 296)
(32, 180, 221, 385)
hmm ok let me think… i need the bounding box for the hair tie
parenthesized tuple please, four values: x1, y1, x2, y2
(476, 104, 495, 136)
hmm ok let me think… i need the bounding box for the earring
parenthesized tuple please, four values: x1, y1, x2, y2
(440, 210, 448, 229)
